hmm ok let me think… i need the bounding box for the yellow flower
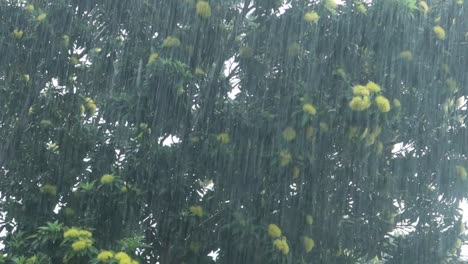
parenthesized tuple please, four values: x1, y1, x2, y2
(162, 36, 181, 48)
(324, 0, 337, 11)
(433, 26, 446, 40)
(349, 96, 371, 111)
(196, 1, 212, 18)
(353, 85, 370, 97)
(366, 81, 381, 93)
(13, 29, 24, 39)
(268, 224, 282, 238)
(216, 133, 230, 144)
(23, 74, 30, 82)
(375, 96, 391, 113)
(79, 230, 93, 238)
(97, 251, 114, 262)
(273, 237, 289, 254)
(100, 174, 115, 184)
(456, 166, 468, 178)
(282, 127, 296, 141)
(418, 1, 429, 14)
(303, 236, 315, 253)
(304, 11, 320, 23)
(393, 99, 401, 108)
(303, 103, 317, 115)
(190, 205, 204, 217)
(279, 150, 292, 166)
(85, 97, 97, 115)
(356, 3, 367, 14)
(37, 13, 47, 22)
(40, 184, 57, 195)
(25, 4, 35, 12)
(336, 68, 346, 79)
(148, 53, 159, 65)
(71, 239, 92, 251)
(399, 50, 413, 61)
(195, 68, 205, 75)
(64, 228, 80, 238)
(115, 252, 132, 264)
(306, 215, 314, 225)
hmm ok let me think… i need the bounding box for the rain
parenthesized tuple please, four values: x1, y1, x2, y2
(0, 0, 467, 263)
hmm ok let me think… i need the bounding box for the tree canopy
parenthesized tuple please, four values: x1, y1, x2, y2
(0, 0, 467, 263)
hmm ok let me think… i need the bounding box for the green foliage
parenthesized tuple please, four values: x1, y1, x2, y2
(0, 0, 467, 263)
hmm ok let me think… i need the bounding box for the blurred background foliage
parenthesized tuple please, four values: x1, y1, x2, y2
(0, 0, 467, 263)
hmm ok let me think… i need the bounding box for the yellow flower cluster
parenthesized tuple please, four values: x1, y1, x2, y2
(114, 251, 139, 264)
(356, 2, 367, 14)
(349, 96, 371, 111)
(85, 97, 97, 115)
(282, 127, 296, 141)
(64, 228, 93, 239)
(349, 81, 393, 113)
(433, 26, 446, 40)
(353, 85, 370, 97)
(162, 36, 181, 48)
(25, 4, 34, 12)
(268, 224, 282, 238)
(303, 103, 317, 116)
(40, 184, 57, 196)
(147, 53, 159, 65)
(196, 1, 212, 18)
(418, 1, 429, 14)
(190, 205, 204, 217)
(100, 174, 115, 184)
(303, 236, 315, 253)
(37, 13, 47, 22)
(375, 96, 391, 113)
(399, 50, 413, 61)
(97, 251, 114, 262)
(324, 0, 337, 11)
(72, 238, 92, 251)
(273, 237, 290, 254)
(304, 11, 320, 24)
(13, 29, 24, 39)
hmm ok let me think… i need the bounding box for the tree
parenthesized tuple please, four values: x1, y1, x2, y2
(0, 0, 467, 263)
